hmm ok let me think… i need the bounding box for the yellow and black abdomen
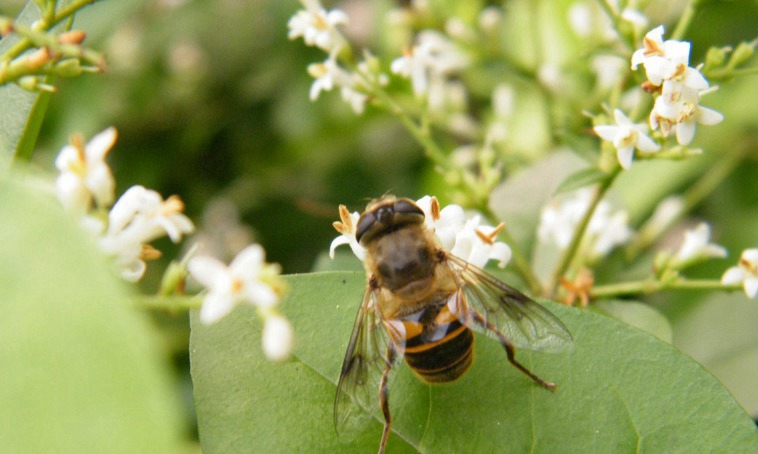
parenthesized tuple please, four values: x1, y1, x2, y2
(391, 303, 474, 383)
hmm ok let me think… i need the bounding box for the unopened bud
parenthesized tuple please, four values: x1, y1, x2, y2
(25, 47, 52, 70)
(729, 41, 755, 69)
(58, 30, 87, 45)
(53, 59, 83, 77)
(18, 76, 57, 93)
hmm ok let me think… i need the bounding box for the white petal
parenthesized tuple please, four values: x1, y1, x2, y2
(84, 171, 114, 211)
(489, 242, 512, 268)
(230, 244, 265, 278)
(616, 146, 634, 169)
(119, 258, 146, 282)
(594, 125, 619, 142)
(744, 278, 758, 299)
(56, 173, 89, 213)
(199, 292, 236, 325)
(682, 68, 709, 91)
(742, 248, 758, 263)
(329, 235, 350, 259)
(108, 185, 148, 234)
(721, 266, 746, 285)
(246, 282, 278, 308)
(636, 132, 660, 152)
(697, 106, 724, 125)
(613, 109, 633, 126)
(262, 315, 294, 361)
(675, 122, 696, 146)
(188, 256, 231, 290)
(85, 127, 118, 161)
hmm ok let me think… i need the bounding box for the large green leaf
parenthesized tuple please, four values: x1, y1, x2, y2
(191, 272, 758, 453)
(0, 174, 184, 453)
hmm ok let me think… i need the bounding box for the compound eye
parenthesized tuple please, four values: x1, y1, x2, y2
(355, 212, 376, 244)
(393, 199, 424, 217)
(392, 198, 425, 225)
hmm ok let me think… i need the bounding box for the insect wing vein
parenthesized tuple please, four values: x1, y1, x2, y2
(446, 254, 573, 352)
(334, 286, 393, 438)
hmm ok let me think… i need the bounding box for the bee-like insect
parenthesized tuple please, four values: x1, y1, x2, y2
(334, 196, 573, 453)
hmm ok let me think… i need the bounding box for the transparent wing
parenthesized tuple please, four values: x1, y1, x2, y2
(445, 253, 573, 352)
(333, 285, 396, 438)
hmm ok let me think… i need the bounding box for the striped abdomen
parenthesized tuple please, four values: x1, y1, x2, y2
(389, 303, 474, 383)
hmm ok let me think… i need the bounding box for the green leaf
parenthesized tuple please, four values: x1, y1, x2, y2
(553, 167, 611, 196)
(592, 300, 673, 343)
(191, 272, 758, 453)
(0, 173, 185, 453)
(671, 292, 758, 417)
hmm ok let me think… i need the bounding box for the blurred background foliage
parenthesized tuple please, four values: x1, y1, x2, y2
(2, 0, 757, 436)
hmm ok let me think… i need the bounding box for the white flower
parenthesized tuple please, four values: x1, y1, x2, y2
(721, 249, 758, 298)
(450, 217, 511, 269)
(674, 223, 727, 262)
(591, 210, 632, 257)
(650, 92, 724, 146)
(105, 185, 194, 244)
(620, 8, 648, 29)
(55, 127, 117, 213)
(262, 314, 294, 362)
(99, 185, 194, 282)
(631, 25, 692, 86)
(287, 0, 348, 53)
(391, 30, 469, 96)
(590, 54, 627, 91)
(307, 55, 353, 101)
(594, 109, 660, 169)
(416, 195, 465, 251)
(330, 204, 365, 260)
(188, 244, 282, 324)
(538, 189, 632, 259)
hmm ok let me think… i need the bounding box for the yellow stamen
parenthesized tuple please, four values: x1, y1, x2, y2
(140, 244, 162, 261)
(163, 195, 186, 215)
(475, 222, 505, 245)
(430, 197, 441, 221)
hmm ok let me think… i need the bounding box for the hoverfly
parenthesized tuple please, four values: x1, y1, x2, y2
(334, 196, 572, 453)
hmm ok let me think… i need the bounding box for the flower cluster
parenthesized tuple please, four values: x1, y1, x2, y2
(593, 25, 724, 169)
(632, 25, 724, 146)
(538, 188, 633, 260)
(55, 127, 194, 282)
(331, 196, 511, 269)
(287, 0, 382, 115)
(722, 249, 758, 299)
(390, 30, 469, 98)
(187, 244, 292, 361)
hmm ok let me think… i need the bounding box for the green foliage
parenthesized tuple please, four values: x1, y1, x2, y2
(0, 0, 62, 166)
(191, 272, 758, 453)
(0, 173, 185, 453)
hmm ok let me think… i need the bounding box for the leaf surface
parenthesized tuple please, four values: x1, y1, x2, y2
(191, 272, 758, 453)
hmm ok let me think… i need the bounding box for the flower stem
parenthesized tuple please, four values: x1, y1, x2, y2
(591, 278, 741, 299)
(133, 295, 203, 312)
(545, 166, 622, 297)
(671, 0, 705, 41)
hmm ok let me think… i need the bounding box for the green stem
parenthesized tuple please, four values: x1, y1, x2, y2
(133, 295, 203, 312)
(545, 166, 622, 297)
(671, 0, 704, 41)
(592, 278, 741, 299)
(705, 66, 758, 81)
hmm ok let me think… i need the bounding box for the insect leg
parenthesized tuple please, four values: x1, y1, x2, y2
(378, 344, 396, 454)
(470, 311, 556, 391)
